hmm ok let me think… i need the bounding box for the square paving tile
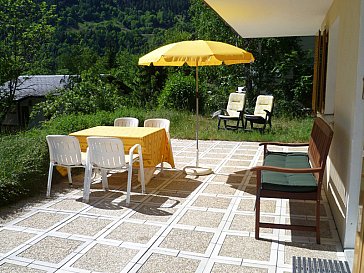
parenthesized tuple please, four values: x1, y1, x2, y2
(219, 235, 272, 261)
(57, 216, 113, 236)
(230, 154, 255, 160)
(159, 228, 214, 254)
(202, 153, 228, 159)
(211, 174, 245, 184)
(238, 198, 277, 213)
(219, 166, 250, 174)
(156, 191, 191, 205)
(15, 212, 69, 230)
(137, 253, 200, 273)
(242, 186, 256, 196)
(71, 244, 138, 273)
(0, 263, 46, 273)
(203, 184, 238, 195)
(82, 200, 130, 217)
(286, 201, 327, 217)
(209, 148, 231, 154)
(285, 218, 333, 238)
(225, 160, 251, 167)
(47, 199, 88, 211)
(0, 229, 35, 253)
(248, 176, 258, 185)
(162, 180, 202, 192)
(191, 196, 232, 210)
(199, 158, 224, 165)
(211, 262, 269, 273)
(145, 193, 185, 207)
(17, 236, 82, 264)
(129, 206, 177, 222)
(283, 242, 340, 264)
(229, 214, 274, 233)
(177, 210, 225, 228)
(106, 221, 161, 244)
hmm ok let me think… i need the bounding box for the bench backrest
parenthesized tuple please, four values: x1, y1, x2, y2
(308, 117, 334, 181)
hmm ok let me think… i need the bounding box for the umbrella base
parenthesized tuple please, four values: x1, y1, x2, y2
(183, 166, 214, 176)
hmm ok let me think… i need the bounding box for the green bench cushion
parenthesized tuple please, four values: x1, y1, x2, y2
(261, 152, 317, 192)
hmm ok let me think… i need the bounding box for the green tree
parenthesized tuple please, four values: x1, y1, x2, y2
(0, 0, 56, 129)
(31, 70, 126, 120)
(189, 0, 314, 116)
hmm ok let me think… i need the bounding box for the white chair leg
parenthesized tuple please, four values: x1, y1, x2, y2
(67, 167, 72, 185)
(137, 145, 145, 193)
(139, 164, 145, 194)
(101, 169, 109, 191)
(126, 165, 133, 205)
(46, 162, 54, 197)
(83, 165, 92, 202)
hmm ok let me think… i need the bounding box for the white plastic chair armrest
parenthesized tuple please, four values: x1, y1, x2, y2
(128, 143, 142, 164)
(128, 143, 145, 194)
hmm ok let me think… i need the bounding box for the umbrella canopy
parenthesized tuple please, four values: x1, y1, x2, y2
(138, 40, 254, 66)
(138, 40, 254, 174)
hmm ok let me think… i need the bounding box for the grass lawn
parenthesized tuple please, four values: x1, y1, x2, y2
(170, 114, 313, 143)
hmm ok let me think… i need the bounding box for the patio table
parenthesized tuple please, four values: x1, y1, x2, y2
(70, 126, 175, 184)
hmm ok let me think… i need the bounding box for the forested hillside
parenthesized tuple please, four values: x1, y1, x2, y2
(48, 0, 190, 74)
(1, 0, 314, 126)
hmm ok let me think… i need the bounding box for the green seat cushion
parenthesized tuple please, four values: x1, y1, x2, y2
(261, 152, 317, 193)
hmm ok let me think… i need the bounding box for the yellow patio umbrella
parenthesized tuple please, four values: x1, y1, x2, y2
(139, 40, 254, 175)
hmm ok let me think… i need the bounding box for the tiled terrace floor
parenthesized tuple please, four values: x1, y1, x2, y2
(0, 139, 347, 273)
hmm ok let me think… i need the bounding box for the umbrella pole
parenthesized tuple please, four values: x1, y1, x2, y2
(196, 64, 199, 167)
(183, 63, 213, 176)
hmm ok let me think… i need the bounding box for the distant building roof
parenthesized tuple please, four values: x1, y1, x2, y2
(7, 75, 71, 100)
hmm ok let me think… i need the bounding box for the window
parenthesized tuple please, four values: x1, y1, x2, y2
(312, 29, 329, 114)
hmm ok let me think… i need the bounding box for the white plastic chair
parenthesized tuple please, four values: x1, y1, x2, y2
(144, 118, 171, 171)
(46, 135, 86, 197)
(244, 95, 274, 132)
(114, 117, 139, 127)
(83, 137, 145, 205)
(217, 92, 246, 130)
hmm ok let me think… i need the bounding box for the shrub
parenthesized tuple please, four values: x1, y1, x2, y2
(0, 131, 49, 206)
(158, 72, 197, 112)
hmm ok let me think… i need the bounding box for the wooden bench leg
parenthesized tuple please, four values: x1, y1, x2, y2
(316, 198, 321, 244)
(255, 193, 261, 240)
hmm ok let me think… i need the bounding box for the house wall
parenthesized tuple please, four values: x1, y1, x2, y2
(322, 0, 364, 249)
(2, 97, 44, 129)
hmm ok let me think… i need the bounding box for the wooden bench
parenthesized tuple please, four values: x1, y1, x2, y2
(252, 117, 334, 244)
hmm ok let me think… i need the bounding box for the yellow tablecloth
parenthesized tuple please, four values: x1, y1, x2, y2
(69, 126, 175, 168)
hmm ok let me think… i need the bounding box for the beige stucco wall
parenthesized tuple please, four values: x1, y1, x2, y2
(322, 0, 364, 248)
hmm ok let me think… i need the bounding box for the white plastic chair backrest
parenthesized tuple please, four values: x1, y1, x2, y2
(144, 118, 170, 133)
(226, 93, 246, 117)
(87, 137, 126, 169)
(253, 95, 274, 118)
(46, 135, 83, 166)
(114, 117, 139, 127)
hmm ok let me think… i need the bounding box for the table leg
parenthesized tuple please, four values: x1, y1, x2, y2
(138, 167, 155, 185)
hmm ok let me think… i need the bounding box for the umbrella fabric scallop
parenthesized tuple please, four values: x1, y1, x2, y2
(139, 40, 254, 175)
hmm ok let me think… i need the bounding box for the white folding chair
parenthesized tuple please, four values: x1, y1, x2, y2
(46, 135, 86, 197)
(244, 95, 274, 132)
(114, 117, 139, 127)
(217, 92, 246, 130)
(144, 118, 171, 171)
(83, 137, 145, 205)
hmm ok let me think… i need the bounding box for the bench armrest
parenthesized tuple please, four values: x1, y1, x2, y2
(259, 142, 309, 156)
(259, 142, 309, 147)
(251, 165, 322, 174)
